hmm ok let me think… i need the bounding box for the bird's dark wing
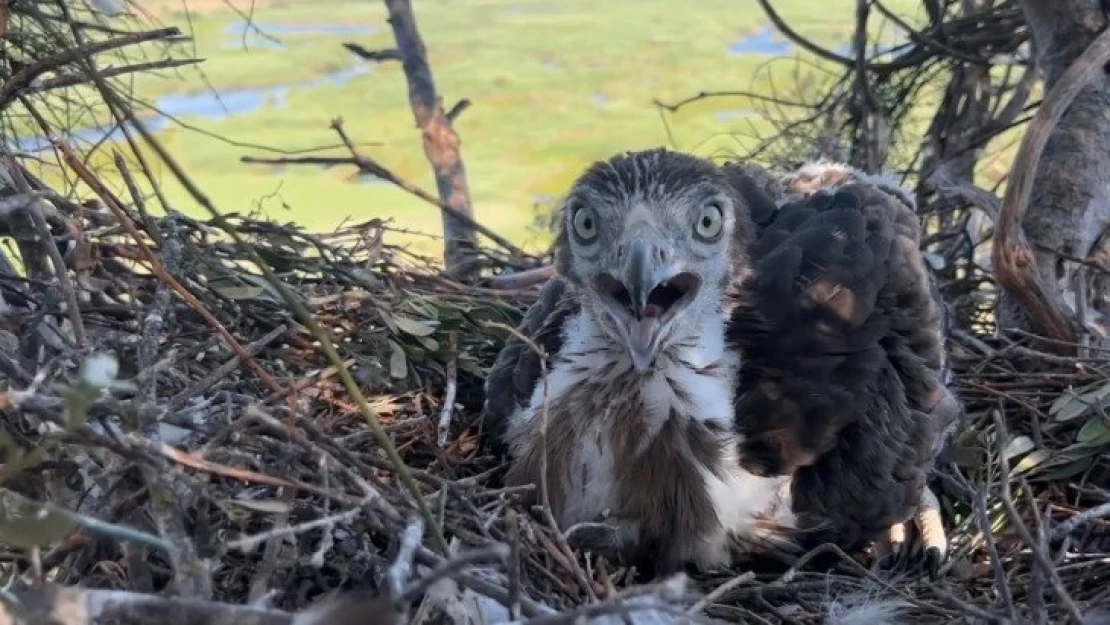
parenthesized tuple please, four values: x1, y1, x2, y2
(728, 180, 956, 549)
(480, 275, 581, 452)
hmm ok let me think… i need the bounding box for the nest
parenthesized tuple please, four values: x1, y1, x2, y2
(0, 147, 1107, 625)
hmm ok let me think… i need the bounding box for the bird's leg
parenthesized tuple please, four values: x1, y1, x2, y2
(873, 485, 947, 579)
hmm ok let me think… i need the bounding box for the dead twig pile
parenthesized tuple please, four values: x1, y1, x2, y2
(0, 138, 1107, 623)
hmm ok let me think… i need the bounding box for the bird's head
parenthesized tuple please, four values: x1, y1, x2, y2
(553, 148, 753, 372)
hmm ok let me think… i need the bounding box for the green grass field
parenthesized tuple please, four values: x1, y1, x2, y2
(19, 0, 925, 257)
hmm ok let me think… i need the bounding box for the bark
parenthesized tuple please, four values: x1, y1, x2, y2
(383, 0, 479, 278)
(999, 0, 1110, 347)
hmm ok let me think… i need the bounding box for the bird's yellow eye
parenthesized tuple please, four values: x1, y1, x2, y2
(572, 206, 598, 242)
(694, 203, 724, 241)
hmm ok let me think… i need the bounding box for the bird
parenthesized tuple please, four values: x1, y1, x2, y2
(480, 148, 958, 577)
(722, 160, 959, 573)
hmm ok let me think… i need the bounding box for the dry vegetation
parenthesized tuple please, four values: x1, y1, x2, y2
(0, 1, 1108, 624)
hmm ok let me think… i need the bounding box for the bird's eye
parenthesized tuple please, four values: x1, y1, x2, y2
(694, 202, 724, 241)
(572, 206, 598, 242)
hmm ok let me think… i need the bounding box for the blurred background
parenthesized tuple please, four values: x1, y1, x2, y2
(7, 0, 937, 257)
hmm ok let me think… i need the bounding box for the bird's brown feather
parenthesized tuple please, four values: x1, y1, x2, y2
(725, 165, 959, 551)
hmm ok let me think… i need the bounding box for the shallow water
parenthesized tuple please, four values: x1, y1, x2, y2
(728, 27, 792, 56)
(11, 64, 374, 153)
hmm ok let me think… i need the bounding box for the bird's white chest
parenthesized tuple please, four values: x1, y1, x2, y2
(506, 311, 794, 569)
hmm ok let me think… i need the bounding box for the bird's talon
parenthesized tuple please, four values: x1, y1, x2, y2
(925, 547, 942, 581)
(564, 521, 626, 561)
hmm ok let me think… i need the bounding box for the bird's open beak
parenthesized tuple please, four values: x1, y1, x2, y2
(594, 239, 702, 372)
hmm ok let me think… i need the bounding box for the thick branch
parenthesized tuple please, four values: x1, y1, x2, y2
(383, 0, 479, 275)
(991, 19, 1110, 350)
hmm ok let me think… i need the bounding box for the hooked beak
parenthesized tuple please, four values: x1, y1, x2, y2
(593, 239, 701, 373)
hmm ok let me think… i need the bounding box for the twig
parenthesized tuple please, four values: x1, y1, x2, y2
(506, 508, 522, 620)
(993, 412, 1085, 623)
(688, 571, 756, 614)
(400, 543, 511, 604)
(168, 324, 288, 410)
(436, 331, 458, 447)
(0, 584, 294, 625)
(484, 265, 555, 290)
(227, 501, 370, 553)
(1051, 503, 1110, 541)
(386, 516, 425, 604)
(342, 43, 401, 62)
(0, 26, 184, 108)
(242, 123, 527, 260)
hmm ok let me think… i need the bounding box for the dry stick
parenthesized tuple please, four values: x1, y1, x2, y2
(399, 543, 511, 604)
(334, 119, 526, 259)
(770, 543, 963, 620)
(386, 517, 425, 605)
(51, 0, 179, 223)
(0, 26, 184, 108)
(2, 159, 86, 348)
(484, 321, 598, 602)
(240, 124, 527, 261)
(436, 331, 458, 447)
(25, 58, 202, 96)
(993, 412, 1085, 623)
(84, 98, 450, 557)
(0, 584, 294, 625)
(1051, 502, 1110, 541)
(155, 443, 359, 506)
(411, 545, 549, 618)
(168, 324, 289, 410)
(505, 508, 523, 621)
(484, 265, 555, 291)
(992, 26, 1110, 350)
(53, 140, 284, 396)
(114, 152, 162, 246)
(972, 489, 1018, 623)
(688, 571, 756, 615)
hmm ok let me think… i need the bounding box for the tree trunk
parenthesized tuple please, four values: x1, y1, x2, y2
(1000, 0, 1110, 345)
(383, 0, 479, 278)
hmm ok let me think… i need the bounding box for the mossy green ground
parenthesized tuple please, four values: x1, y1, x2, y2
(25, 0, 927, 257)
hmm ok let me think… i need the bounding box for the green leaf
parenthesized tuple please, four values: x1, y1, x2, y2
(416, 336, 439, 352)
(0, 490, 77, 549)
(389, 341, 408, 379)
(1077, 417, 1110, 446)
(393, 315, 438, 337)
(1012, 449, 1054, 476)
(1034, 456, 1095, 482)
(1049, 382, 1110, 422)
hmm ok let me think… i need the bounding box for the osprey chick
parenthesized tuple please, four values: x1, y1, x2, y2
(724, 161, 958, 574)
(482, 149, 795, 573)
(482, 150, 957, 576)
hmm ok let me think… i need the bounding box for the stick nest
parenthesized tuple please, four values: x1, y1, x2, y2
(0, 178, 1106, 624)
